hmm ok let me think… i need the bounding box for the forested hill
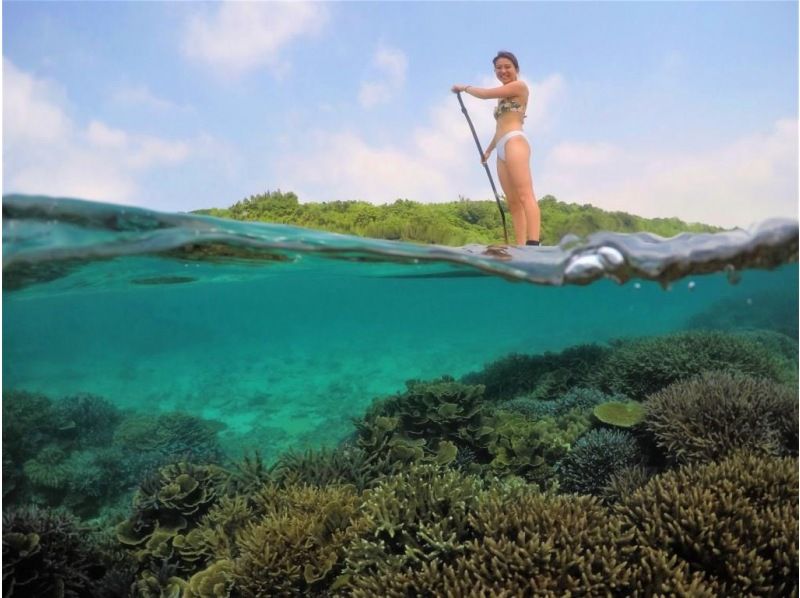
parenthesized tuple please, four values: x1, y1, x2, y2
(193, 190, 723, 246)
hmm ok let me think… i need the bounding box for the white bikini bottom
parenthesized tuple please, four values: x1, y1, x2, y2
(497, 130, 528, 161)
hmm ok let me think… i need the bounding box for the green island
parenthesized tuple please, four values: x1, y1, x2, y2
(194, 190, 723, 246)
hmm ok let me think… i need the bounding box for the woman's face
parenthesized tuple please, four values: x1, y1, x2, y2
(494, 58, 517, 84)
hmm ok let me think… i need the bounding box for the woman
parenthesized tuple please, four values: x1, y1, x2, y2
(452, 51, 540, 246)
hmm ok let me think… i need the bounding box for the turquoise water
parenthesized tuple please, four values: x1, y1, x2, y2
(2, 195, 798, 596)
(5, 196, 796, 458)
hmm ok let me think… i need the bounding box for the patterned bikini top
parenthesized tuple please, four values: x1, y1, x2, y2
(494, 97, 526, 120)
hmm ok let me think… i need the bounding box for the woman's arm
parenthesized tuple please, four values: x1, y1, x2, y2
(453, 80, 527, 99)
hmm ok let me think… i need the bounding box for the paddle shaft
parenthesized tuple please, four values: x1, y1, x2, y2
(456, 91, 509, 245)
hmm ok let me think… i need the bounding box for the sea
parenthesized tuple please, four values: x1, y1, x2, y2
(2, 193, 798, 596)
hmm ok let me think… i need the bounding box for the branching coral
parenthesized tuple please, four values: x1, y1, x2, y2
(341, 464, 484, 594)
(556, 429, 642, 496)
(343, 483, 636, 597)
(615, 451, 799, 596)
(232, 483, 367, 597)
(2, 506, 107, 598)
(499, 385, 625, 421)
(113, 411, 225, 465)
(461, 344, 611, 402)
(599, 464, 653, 505)
(269, 444, 399, 492)
(3, 391, 58, 501)
(644, 370, 798, 464)
(596, 330, 787, 400)
(52, 393, 122, 449)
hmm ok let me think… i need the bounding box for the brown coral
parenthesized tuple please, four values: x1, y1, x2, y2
(644, 370, 798, 464)
(232, 483, 366, 597)
(341, 464, 484, 594)
(342, 482, 636, 597)
(616, 451, 799, 597)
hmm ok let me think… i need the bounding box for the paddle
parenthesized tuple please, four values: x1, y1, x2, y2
(456, 91, 509, 245)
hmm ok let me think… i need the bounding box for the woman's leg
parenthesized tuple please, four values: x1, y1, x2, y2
(503, 136, 540, 243)
(497, 157, 526, 245)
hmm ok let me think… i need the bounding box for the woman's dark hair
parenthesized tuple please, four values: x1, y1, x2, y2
(493, 51, 519, 72)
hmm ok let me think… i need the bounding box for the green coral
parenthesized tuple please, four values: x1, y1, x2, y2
(355, 377, 495, 465)
(616, 451, 799, 596)
(343, 482, 637, 597)
(184, 559, 234, 597)
(341, 464, 484, 593)
(268, 445, 398, 492)
(593, 400, 646, 427)
(232, 483, 367, 597)
(486, 409, 588, 486)
(644, 370, 798, 464)
(116, 462, 228, 586)
(597, 330, 789, 400)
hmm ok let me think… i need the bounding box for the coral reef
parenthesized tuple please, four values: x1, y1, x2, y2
(2, 506, 107, 597)
(593, 400, 646, 428)
(685, 290, 799, 339)
(497, 386, 621, 420)
(268, 444, 398, 492)
(486, 409, 589, 486)
(2, 391, 58, 500)
(52, 394, 123, 449)
(113, 411, 226, 465)
(343, 482, 637, 597)
(597, 330, 789, 399)
(115, 461, 229, 587)
(616, 451, 799, 596)
(5, 324, 798, 597)
(355, 377, 495, 465)
(340, 464, 484, 594)
(599, 464, 653, 505)
(644, 370, 798, 464)
(461, 344, 611, 402)
(556, 428, 642, 495)
(232, 483, 367, 597)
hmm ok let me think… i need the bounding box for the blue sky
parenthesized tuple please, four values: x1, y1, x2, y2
(3, 1, 798, 228)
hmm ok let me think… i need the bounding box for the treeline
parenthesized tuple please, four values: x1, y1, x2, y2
(194, 190, 722, 246)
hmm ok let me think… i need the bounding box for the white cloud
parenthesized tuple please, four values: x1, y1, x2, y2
(3, 59, 198, 204)
(111, 84, 183, 112)
(526, 74, 566, 131)
(358, 46, 408, 108)
(181, 1, 329, 77)
(277, 73, 566, 204)
(539, 118, 799, 228)
(358, 82, 391, 109)
(86, 121, 129, 149)
(4, 59, 71, 145)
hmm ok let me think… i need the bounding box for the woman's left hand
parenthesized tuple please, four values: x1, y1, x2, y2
(451, 84, 467, 93)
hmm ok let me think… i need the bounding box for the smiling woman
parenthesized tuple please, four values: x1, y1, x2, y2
(452, 51, 541, 247)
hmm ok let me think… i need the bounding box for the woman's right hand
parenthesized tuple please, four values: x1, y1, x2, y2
(481, 148, 492, 163)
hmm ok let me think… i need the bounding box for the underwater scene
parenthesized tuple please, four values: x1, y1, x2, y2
(2, 194, 799, 597)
